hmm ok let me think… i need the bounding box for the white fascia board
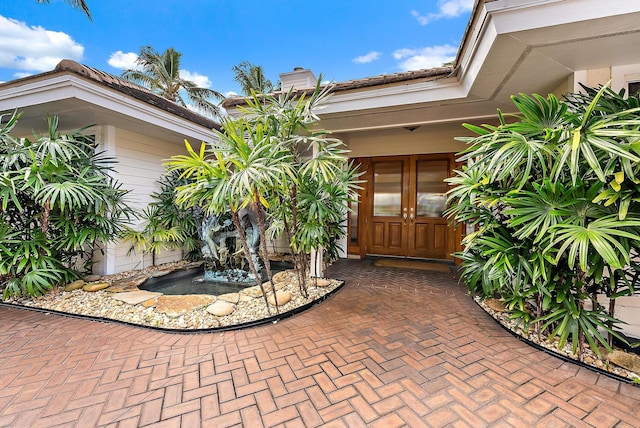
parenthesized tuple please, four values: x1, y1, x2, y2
(0, 75, 215, 142)
(321, 77, 467, 115)
(485, 0, 640, 35)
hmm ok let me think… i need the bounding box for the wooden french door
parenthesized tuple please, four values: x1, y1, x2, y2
(363, 154, 454, 259)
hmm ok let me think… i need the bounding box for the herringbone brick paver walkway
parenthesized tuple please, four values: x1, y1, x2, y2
(2, 259, 640, 427)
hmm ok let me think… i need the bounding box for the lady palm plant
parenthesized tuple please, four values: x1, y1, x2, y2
(0, 111, 133, 297)
(166, 136, 276, 313)
(123, 171, 202, 266)
(167, 81, 361, 306)
(239, 82, 360, 294)
(446, 84, 640, 357)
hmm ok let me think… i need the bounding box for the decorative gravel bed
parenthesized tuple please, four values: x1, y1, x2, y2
(2, 261, 342, 331)
(477, 296, 640, 384)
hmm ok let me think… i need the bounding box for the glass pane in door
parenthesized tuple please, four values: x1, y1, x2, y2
(373, 161, 403, 216)
(349, 199, 358, 244)
(416, 160, 448, 217)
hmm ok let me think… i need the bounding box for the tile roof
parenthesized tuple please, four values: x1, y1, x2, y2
(222, 66, 455, 108)
(1, 59, 220, 131)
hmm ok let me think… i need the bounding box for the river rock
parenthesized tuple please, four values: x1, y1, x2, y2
(83, 274, 101, 282)
(272, 271, 290, 284)
(268, 290, 292, 306)
(155, 295, 216, 318)
(484, 298, 507, 312)
(606, 350, 640, 373)
(83, 282, 110, 292)
(217, 293, 240, 304)
(311, 278, 331, 287)
(111, 290, 163, 305)
(64, 280, 85, 292)
(207, 300, 235, 316)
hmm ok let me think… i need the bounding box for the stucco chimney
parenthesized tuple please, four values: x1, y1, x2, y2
(279, 67, 317, 91)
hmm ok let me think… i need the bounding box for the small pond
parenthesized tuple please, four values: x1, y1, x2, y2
(139, 261, 294, 296)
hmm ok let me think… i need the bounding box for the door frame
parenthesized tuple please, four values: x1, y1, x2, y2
(347, 154, 462, 260)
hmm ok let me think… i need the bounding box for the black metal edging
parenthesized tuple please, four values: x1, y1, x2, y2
(0, 280, 345, 335)
(472, 297, 640, 387)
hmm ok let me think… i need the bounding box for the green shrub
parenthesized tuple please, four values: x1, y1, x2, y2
(0, 111, 133, 297)
(447, 84, 640, 356)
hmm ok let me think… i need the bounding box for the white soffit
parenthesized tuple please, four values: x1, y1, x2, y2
(463, 0, 640, 101)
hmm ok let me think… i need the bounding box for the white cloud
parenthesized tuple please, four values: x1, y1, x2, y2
(179, 70, 211, 88)
(107, 51, 139, 69)
(13, 72, 33, 79)
(0, 15, 83, 72)
(225, 91, 238, 98)
(411, 0, 473, 25)
(393, 44, 457, 70)
(107, 52, 211, 89)
(352, 51, 381, 64)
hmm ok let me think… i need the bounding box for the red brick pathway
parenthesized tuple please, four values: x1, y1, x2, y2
(2, 259, 640, 427)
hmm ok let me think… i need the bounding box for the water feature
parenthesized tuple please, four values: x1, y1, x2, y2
(140, 206, 292, 295)
(139, 261, 294, 296)
(198, 208, 261, 283)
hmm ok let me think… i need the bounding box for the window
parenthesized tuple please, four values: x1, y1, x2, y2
(628, 81, 640, 98)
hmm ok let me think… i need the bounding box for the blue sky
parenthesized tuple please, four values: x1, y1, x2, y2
(0, 1, 473, 97)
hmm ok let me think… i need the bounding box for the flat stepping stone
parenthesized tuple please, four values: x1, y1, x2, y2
(111, 275, 148, 289)
(241, 286, 263, 298)
(217, 293, 240, 304)
(155, 295, 215, 318)
(111, 290, 163, 305)
(207, 300, 235, 316)
(238, 294, 254, 302)
(83, 282, 110, 292)
(64, 280, 85, 292)
(82, 274, 101, 282)
(142, 298, 158, 308)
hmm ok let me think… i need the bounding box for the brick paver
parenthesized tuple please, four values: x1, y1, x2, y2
(1, 259, 640, 427)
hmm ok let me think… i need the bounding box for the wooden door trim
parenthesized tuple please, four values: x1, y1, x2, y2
(349, 153, 458, 260)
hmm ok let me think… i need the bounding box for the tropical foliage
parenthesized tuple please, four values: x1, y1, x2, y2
(121, 46, 225, 118)
(231, 61, 275, 95)
(122, 171, 202, 266)
(0, 111, 133, 297)
(166, 81, 361, 311)
(446, 84, 640, 358)
(36, 0, 91, 20)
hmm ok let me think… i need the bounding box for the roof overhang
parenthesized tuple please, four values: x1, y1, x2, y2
(317, 0, 640, 134)
(0, 70, 217, 143)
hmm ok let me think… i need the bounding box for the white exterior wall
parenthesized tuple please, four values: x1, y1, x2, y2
(92, 126, 187, 275)
(341, 124, 470, 159)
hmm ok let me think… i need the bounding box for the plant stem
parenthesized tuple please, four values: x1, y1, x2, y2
(231, 209, 271, 314)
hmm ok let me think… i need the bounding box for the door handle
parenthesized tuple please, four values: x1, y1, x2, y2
(403, 212, 408, 225)
(409, 213, 415, 224)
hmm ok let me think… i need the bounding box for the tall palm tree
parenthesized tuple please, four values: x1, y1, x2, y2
(122, 46, 225, 119)
(231, 61, 275, 95)
(36, 0, 91, 20)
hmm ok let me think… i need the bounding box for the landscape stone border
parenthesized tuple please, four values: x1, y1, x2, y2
(0, 281, 344, 334)
(474, 298, 640, 387)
